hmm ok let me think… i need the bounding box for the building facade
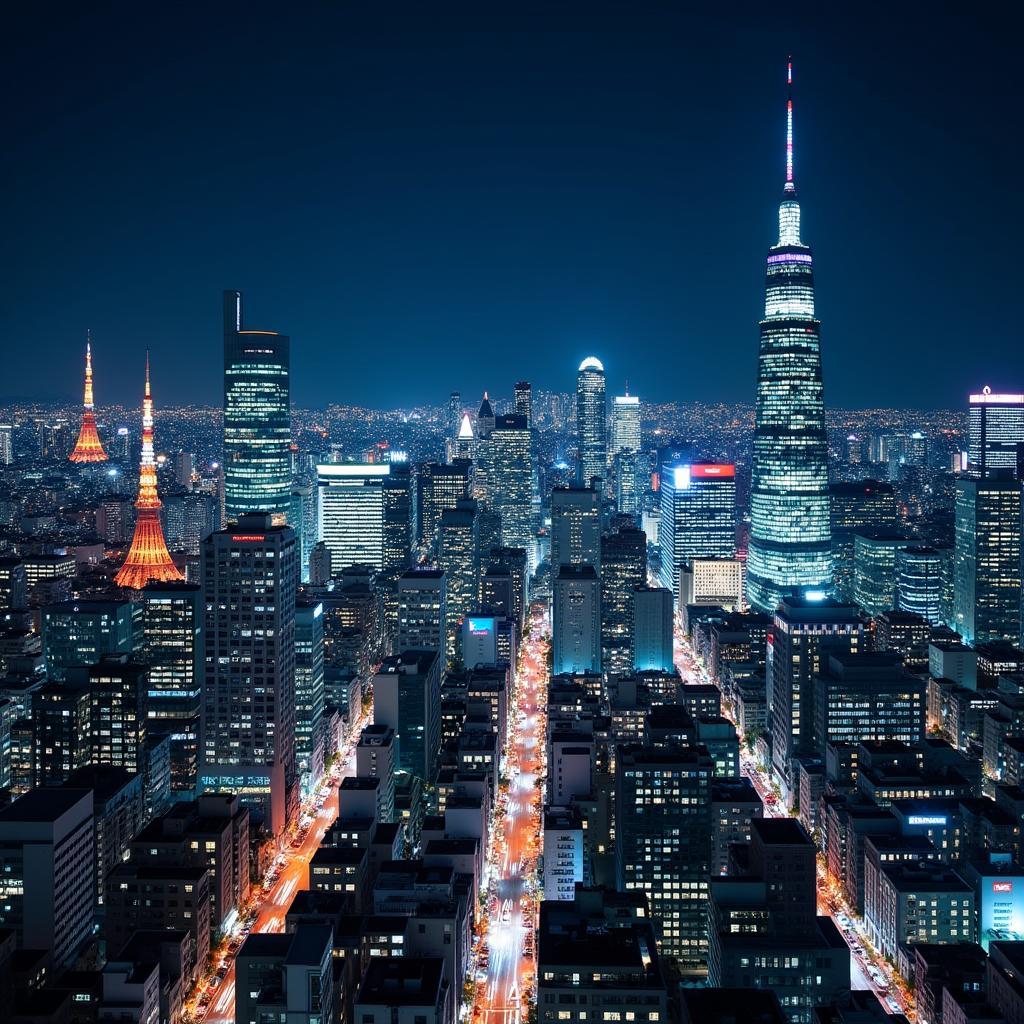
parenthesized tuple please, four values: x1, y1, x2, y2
(223, 290, 291, 523)
(747, 66, 832, 612)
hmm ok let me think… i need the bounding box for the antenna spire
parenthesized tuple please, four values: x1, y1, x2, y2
(785, 56, 795, 192)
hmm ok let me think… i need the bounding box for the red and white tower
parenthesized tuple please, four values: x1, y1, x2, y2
(115, 354, 183, 589)
(69, 334, 108, 463)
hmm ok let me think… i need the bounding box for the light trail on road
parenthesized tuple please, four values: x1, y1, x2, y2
(187, 713, 367, 1024)
(471, 603, 549, 1024)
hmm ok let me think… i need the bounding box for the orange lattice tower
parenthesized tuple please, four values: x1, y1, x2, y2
(115, 354, 183, 589)
(69, 334, 109, 463)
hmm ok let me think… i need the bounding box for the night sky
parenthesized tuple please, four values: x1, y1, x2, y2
(4, 5, 1021, 410)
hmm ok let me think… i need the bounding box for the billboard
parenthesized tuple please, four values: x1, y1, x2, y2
(462, 615, 498, 669)
(979, 872, 1024, 950)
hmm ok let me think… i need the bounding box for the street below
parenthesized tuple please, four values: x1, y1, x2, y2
(189, 714, 366, 1024)
(472, 602, 549, 1024)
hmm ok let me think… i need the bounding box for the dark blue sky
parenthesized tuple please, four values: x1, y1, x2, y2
(4, 4, 1021, 409)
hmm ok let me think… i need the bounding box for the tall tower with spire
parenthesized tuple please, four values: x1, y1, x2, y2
(746, 61, 833, 613)
(69, 334, 108, 463)
(115, 355, 183, 589)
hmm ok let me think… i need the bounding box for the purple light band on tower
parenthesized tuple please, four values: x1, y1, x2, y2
(767, 252, 812, 264)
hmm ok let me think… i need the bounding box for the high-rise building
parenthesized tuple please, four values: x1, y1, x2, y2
(0, 558, 27, 610)
(553, 565, 601, 675)
(437, 498, 479, 662)
(514, 381, 533, 426)
(201, 513, 299, 835)
(708, 818, 850, 1021)
(658, 464, 736, 598)
(0, 788, 95, 967)
(611, 394, 641, 457)
(550, 484, 601, 571)
(115, 425, 130, 460)
(448, 412, 475, 463)
(163, 490, 219, 556)
(969, 388, 1024, 478)
(576, 357, 607, 488)
(631, 586, 674, 673)
(418, 461, 471, 551)
(31, 681, 92, 786)
(896, 546, 947, 624)
(87, 656, 148, 775)
(491, 414, 533, 549)
(448, 391, 462, 438)
(143, 581, 203, 795)
(308, 540, 333, 586)
(477, 392, 496, 439)
(829, 480, 898, 601)
(852, 532, 909, 617)
(223, 290, 291, 523)
(96, 496, 135, 544)
(41, 598, 140, 682)
(616, 744, 712, 969)
(397, 567, 446, 654)
(768, 596, 867, 796)
(115, 356, 184, 589)
(600, 525, 646, 676)
(295, 601, 326, 789)
(372, 650, 442, 784)
(953, 476, 1023, 645)
(747, 64, 832, 612)
(69, 334, 108, 463)
(316, 463, 390, 575)
(289, 481, 316, 583)
(811, 652, 925, 754)
(382, 461, 414, 574)
(0, 423, 12, 465)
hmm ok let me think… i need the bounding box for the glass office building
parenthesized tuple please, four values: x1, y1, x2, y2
(576, 356, 607, 488)
(747, 65, 832, 612)
(223, 290, 291, 523)
(968, 389, 1024, 478)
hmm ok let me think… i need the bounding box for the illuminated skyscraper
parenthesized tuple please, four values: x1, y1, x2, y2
(658, 464, 736, 598)
(69, 335, 108, 463)
(448, 391, 462, 437)
(953, 476, 1023, 645)
(747, 62, 832, 613)
(143, 581, 203, 795)
(553, 564, 601, 675)
(316, 463, 390, 575)
(201, 513, 298, 835)
(514, 381, 533, 426)
(437, 498, 479, 663)
(576, 357, 607, 488)
(115, 356, 184, 590)
(550, 484, 601, 571)
(611, 393, 641, 457)
(223, 290, 291, 523)
(968, 388, 1024, 478)
(896, 546, 946, 624)
(490, 414, 533, 549)
(417, 461, 470, 551)
(0, 423, 12, 465)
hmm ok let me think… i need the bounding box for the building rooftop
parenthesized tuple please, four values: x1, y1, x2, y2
(751, 817, 811, 847)
(356, 956, 446, 1005)
(0, 786, 92, 823)
(680, 988, 786, 1024)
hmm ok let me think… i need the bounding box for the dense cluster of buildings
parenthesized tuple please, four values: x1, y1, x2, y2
(0, 61, 1022, 1024)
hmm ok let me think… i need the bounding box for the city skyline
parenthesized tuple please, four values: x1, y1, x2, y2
(4, 12, 1024, 1024)
(5, 7, 1023, 409)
